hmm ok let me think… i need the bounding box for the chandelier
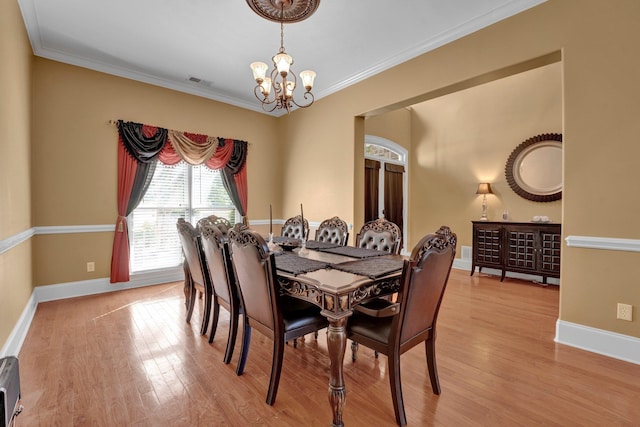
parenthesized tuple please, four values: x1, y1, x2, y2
(247, 0, 319, 113)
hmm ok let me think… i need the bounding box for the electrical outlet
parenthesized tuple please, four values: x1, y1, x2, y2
(616, 303, 632, 321)
(87, 261, 95, 272)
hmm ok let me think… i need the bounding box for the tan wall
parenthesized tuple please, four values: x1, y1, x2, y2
(279, 101, 357, 229)
(282, 0, 640, 337)
(0, 0, 34, 348)
(364, 63, 564, 250)
(408, 62, 562, 249)
(365, 108, 412, 151)
(30, 59, 282, 285)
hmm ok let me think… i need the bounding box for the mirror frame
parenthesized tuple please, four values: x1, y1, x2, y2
(505, 133, 562, 202)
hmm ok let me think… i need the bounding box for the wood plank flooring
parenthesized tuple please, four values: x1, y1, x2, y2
(17, 270, 640, 426)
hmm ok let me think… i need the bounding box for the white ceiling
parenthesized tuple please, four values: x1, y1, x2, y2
(17, 0, 545, 116)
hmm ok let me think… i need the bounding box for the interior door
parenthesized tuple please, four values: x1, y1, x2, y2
(364, 160, 404, 234)
(383, 163, 404, 234)
(364, 159, 380, 223)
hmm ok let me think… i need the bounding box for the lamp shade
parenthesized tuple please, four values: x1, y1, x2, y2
(273, 52, 293, 76)
(260, 77, 272, 96)
(476, 183, 493, 195)
(250, 62, 269, 82)
(300, 70, 316, 91)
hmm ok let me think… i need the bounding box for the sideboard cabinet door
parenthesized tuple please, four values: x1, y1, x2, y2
(471, 222, 504, 278)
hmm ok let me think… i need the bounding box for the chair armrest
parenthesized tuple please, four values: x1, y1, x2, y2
(354, 298, 400, 317)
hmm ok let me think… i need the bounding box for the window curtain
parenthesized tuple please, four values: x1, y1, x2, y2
(110, 120, 249, 283)
(364, 159, 380, 223)
(219, 138, 248, 220)
(110, 121, 167, 283)
(384, 163, 405, 233)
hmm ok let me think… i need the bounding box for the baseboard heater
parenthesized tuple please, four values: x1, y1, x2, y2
(0, 357, 22, 427)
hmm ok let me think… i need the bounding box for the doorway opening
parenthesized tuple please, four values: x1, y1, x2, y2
(364, 135, 408, 253)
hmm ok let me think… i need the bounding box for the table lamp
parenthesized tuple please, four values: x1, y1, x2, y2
(476, 183, 493, 221)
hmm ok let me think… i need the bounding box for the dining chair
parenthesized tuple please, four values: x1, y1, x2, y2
(281, 215, 309, 240)
(197, 214, 233, 236)
(228, 224, 328, 405)
(355, 217, 402, 254)
(315, 216, 349, 246)
(176, 218, 213, 336)
(198, 221, 241, 364)
(347, 226, 457, 426)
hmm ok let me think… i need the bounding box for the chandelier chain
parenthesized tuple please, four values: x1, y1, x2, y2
(280, 21, 285, 53)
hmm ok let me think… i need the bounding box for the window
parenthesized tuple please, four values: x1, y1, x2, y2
(365, 143, 403, 162)
(129, 162, 237, 272)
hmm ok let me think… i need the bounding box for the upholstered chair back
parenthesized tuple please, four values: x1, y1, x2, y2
(198, 222, 236, 306)
(355, 218, 402, 254)
(315, 216, 349, 246)
(197, 215, 232, 236)
(177, 218, 208, 289)
(229, 224, 277, 331)
(281, 215, 309, 240)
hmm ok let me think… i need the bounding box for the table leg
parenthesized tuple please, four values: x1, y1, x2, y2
(326, 316, 348, 427)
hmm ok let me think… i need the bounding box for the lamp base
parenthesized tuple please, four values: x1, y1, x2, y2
(480, 195, 489, 221)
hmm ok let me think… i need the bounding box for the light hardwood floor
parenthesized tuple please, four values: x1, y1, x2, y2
(17, 269, 640, 426)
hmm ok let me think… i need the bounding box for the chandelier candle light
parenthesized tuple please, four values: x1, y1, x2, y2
(248, 0, 319, 113)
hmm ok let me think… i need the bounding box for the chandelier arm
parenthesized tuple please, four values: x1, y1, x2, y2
(290, 91, 315, 109)
(262, 101, 279, 113)
(270, 67, 283, 92)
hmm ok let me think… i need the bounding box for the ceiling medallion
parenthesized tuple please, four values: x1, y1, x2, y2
(246, 0, 320, 23)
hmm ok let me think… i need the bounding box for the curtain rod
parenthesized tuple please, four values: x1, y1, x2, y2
(106, 119, 250, 145)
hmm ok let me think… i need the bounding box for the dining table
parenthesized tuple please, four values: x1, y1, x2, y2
(271, 238, 405, 427)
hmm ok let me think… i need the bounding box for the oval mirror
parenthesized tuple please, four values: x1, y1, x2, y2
(505, 133, 562, 202)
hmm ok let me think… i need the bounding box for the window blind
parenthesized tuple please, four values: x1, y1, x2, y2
(130, 163, 236, 272)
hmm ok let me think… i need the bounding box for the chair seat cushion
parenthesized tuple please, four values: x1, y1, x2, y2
(281, 296, 328, 331)
(348, 311, 393, 345)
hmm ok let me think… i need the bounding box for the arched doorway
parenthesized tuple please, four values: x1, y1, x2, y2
(364, 135, 408, 253)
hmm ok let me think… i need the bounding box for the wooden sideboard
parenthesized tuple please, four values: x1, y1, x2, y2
(471, 221, 561, 284)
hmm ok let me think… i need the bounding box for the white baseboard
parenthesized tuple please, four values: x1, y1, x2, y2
(35, 267, 183, 302)
(556, 320, 640, 365)
(0, 292, 38, 358)
(0, 267, 183, 358)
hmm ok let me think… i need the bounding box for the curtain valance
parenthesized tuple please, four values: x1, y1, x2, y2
(116, 120, 248, 172)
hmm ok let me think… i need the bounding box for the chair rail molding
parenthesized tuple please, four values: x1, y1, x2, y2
(35, 224, 114, 234)
(0, 228, 34, 255)
(565, 235, 640, 252)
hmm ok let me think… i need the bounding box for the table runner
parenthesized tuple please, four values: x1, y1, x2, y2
(274, 252, 330, 275)
(304, 240, 342, 250)
(317, 245, 389, 259)
(329, 257, 405, 279)
(270, 236, 296, 244)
